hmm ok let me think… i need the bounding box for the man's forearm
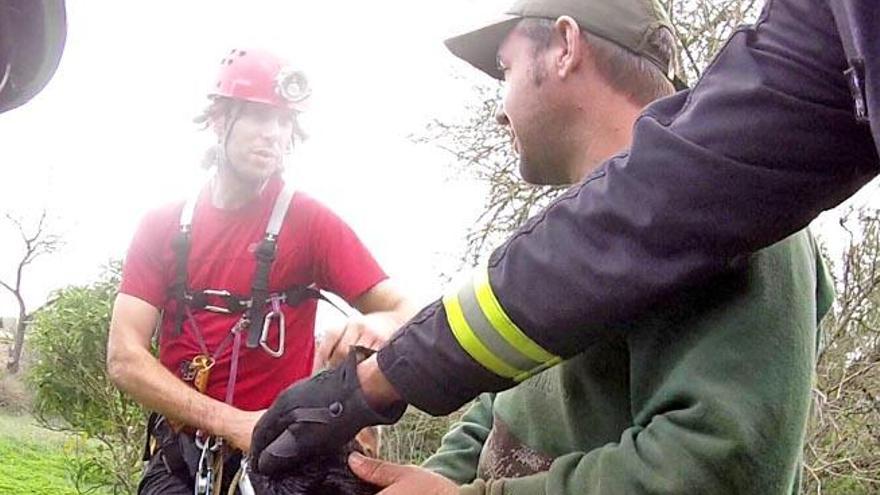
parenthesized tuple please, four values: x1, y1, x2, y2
(107, 342, 236, 434)
(360, 283, 419, 329)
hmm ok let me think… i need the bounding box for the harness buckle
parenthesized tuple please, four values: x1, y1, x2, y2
(201, 289, 234, 314)
(260, 309, 285, 358)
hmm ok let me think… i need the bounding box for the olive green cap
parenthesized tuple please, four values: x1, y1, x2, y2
(445, 0, 685, 89)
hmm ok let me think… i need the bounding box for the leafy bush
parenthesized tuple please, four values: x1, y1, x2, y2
(381, 407, 464, 465)
(27, 261, 146, 494)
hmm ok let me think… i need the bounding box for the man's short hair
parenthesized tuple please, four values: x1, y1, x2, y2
(519, 17, 676, 106)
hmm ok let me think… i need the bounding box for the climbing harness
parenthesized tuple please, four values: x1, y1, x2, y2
(170, 184, 348, 356)
(144, 180, 351, 494)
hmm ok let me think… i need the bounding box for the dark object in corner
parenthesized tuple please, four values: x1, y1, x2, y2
(246, 442, 378, 495)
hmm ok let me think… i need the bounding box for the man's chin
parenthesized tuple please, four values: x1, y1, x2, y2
(519, 160, 566, 186)
(227, 163, 280, 185)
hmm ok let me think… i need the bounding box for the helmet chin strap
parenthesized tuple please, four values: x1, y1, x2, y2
(221, 100, 244, 160)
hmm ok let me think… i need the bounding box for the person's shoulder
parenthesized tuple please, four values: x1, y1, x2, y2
(290, 190, 325, 211)
(772, 228, 817, 255)
(143, 199, 187, 224)
(289, 190, 344, 221)
(133, 198, 190, 238)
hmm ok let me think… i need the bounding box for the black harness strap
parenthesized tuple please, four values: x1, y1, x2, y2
(286, 286, 349, 316)
(171, 191, 198, 336)
(180, 285, 348, 319)
(172, 183, 297, 347)
(246, 185, 294, 348)
(247, 239, 277, 348)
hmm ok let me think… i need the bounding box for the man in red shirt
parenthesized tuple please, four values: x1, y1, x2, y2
(107, 48, 415, 494)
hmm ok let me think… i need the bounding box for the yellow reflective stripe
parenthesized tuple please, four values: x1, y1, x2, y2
(473, 267, 559, 364)
(457, 282, 542, 373)
(513, 357, 563, 383)
(442, 293, 521, 379)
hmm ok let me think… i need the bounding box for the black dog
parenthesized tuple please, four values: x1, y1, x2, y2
(245, 442, 378, 495)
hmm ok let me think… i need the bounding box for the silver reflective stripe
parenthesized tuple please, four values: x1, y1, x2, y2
(443, 266, 562, 381)
(179, 187, 201, 232)
(266, 186, 294, 237)
(456, 283, 542, 374)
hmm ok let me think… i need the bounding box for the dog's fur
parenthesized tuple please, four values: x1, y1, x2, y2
(246, 442, 378, 495)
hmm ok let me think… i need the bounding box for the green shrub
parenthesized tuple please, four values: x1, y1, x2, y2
(27, 262, 146, 494)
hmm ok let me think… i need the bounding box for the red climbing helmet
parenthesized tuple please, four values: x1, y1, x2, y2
(210, 48, 310, 110)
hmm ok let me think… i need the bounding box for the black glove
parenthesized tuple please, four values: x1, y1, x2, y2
(251, 347, 406, 475)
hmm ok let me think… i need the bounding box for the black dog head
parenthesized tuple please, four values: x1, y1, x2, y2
(246, 442, 378, 495)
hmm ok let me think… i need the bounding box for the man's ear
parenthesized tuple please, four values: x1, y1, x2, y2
(554, 16, 582, 79)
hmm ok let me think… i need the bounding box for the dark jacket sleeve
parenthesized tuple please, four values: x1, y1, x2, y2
(378, 0, 879, 415)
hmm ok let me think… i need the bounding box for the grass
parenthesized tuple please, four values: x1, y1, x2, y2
(0, 412, 79, 495)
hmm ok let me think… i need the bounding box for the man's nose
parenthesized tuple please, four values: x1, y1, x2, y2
(264, 119, 283, 137)
(494, 102, 510, 126)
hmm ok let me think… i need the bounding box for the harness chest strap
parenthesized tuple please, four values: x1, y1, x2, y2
(171, 183, 296, 349)
(247, 185, 294, 348)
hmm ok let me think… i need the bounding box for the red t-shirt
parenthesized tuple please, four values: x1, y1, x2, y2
(120, 176, 387, 411)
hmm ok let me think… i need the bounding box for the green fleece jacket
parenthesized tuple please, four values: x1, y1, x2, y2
(422, 230, 834, 495)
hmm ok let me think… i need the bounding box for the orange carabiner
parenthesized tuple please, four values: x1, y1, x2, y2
(189, 354, 216, 393)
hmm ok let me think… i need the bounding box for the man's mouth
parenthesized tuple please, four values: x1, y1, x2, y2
(252, 149, 278, 160)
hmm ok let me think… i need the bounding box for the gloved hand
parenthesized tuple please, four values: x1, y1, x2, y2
(251, 347, 406, 475)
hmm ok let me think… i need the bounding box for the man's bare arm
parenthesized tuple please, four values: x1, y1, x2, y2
(106, 293, 262, 451)
(317, 280, 417, 367)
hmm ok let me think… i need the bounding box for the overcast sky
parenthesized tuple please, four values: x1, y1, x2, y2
(0, 0, 514, 317)
(0, 0, 875, 320)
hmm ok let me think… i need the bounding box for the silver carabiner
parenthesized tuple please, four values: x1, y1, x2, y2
(260, 309, 285, 358)
(195, 435, 214, 495)
(238, 457, 256, 495)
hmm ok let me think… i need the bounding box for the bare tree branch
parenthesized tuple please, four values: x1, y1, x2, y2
(1, 208, 63, 373)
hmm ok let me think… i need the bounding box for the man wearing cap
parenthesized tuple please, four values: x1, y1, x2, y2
(312, 1, 831, 493)
(107, 48, 415, 493)
(249, 0, 847, 489)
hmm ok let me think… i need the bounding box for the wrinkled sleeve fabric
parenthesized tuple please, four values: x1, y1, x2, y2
(421, 394, 496, 485)
(378, 0, 879, 415)
(120, 206, 179, 309)
(307, 198, 387, 304)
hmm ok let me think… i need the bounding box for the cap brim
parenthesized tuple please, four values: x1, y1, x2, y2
(444, 16, 521, 81)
